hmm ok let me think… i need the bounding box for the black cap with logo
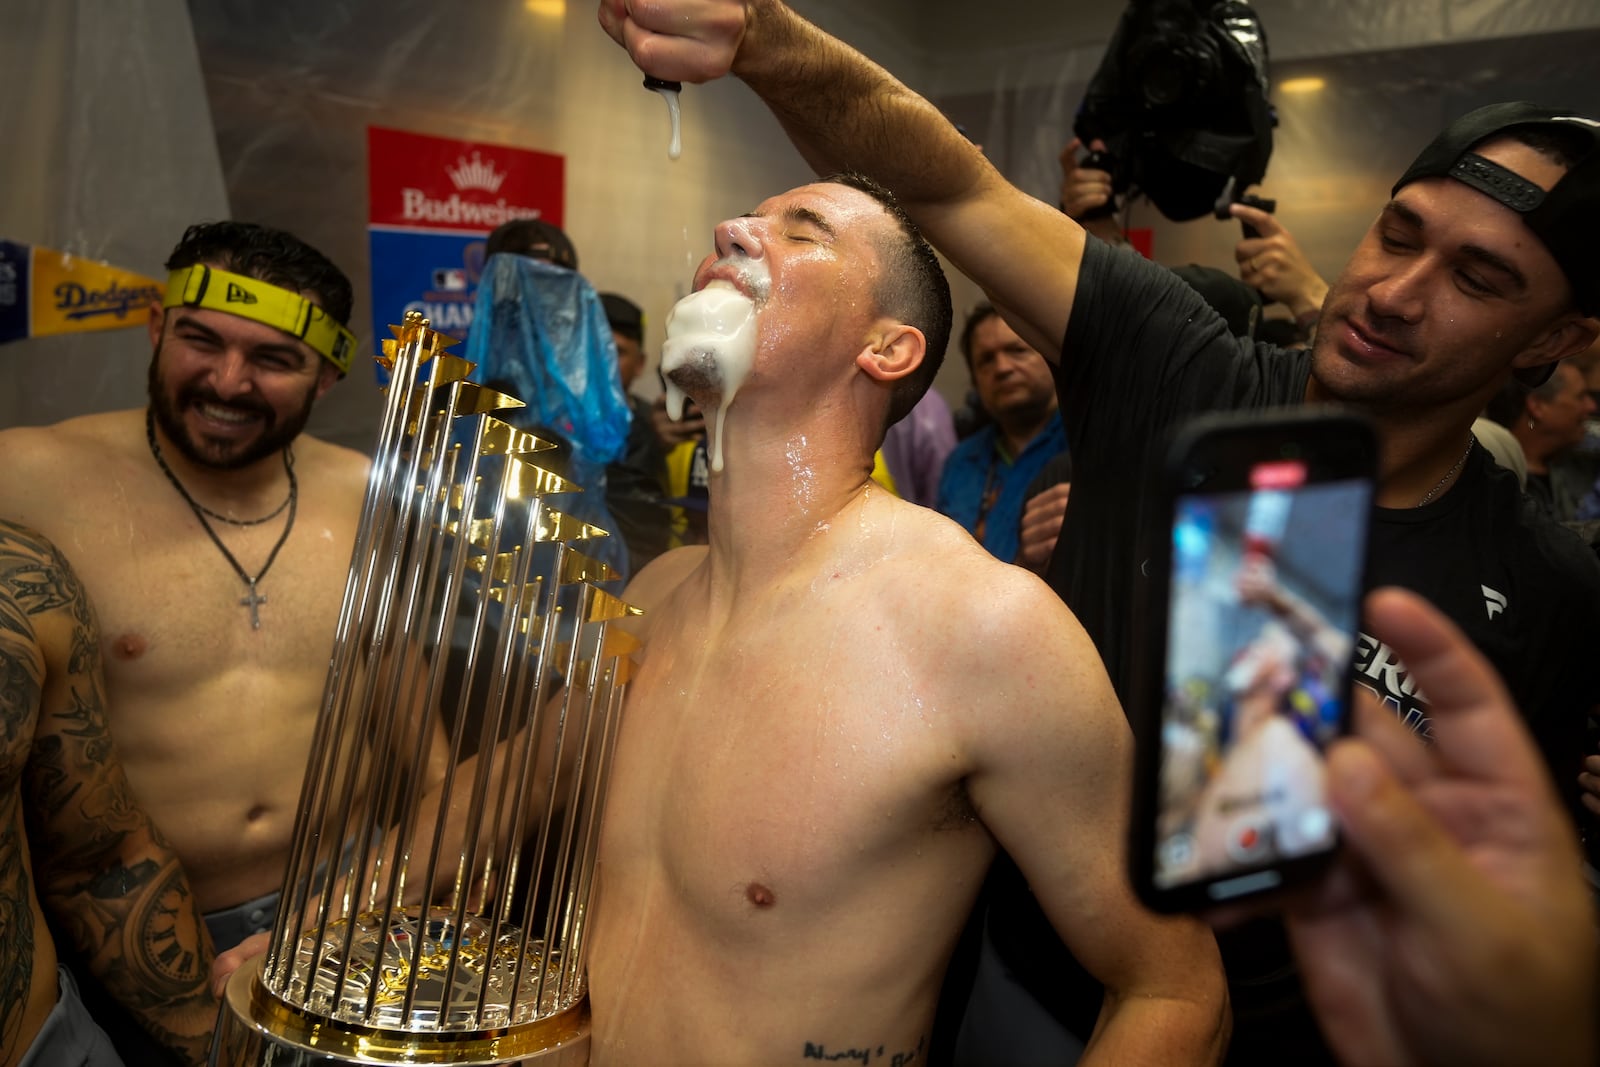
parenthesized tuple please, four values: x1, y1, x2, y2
(1393, 102, 1600, 316)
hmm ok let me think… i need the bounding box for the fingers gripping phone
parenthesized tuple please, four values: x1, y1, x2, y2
(1129, 409, 1377, 911)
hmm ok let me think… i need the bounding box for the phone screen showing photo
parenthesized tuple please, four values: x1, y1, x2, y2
(1152, 459, 1371, 895)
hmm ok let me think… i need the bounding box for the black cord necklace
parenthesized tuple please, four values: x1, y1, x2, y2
(145, 408, 298, 629)
(191, 468, 293, 526)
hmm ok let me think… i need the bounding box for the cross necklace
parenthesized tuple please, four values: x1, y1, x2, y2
(145, 408, 297, 629)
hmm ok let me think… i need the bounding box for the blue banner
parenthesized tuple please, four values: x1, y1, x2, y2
(367, 228, 488, 380)
(0, 241, 28, 345)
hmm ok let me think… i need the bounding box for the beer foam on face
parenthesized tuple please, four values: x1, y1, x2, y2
(661, 266, 768, 472)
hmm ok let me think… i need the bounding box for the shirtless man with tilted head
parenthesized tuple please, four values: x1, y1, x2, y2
(587, 173, 1228, 1065)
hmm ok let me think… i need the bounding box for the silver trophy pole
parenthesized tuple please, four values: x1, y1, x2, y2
(212, 312, 638, 1065)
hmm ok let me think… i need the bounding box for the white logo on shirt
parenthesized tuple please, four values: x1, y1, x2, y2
(1482, 585, 1507, 620)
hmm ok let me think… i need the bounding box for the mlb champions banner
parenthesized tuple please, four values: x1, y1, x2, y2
(0, 240, 163, 346)
(367, 126, 564, 377)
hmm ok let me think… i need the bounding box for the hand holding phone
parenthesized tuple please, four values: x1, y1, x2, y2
(1130, 408, 1377, 911)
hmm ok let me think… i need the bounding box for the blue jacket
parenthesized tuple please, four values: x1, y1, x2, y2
(935, 410, 1067, 563)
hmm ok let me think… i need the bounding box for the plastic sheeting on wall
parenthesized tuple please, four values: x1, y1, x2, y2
(0, 0, 229, 429)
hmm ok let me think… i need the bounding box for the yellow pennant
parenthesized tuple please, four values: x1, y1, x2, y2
(0, 239, 164, 344)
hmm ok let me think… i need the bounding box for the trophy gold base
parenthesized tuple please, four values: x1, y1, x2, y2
(210, 956, 591, 1066)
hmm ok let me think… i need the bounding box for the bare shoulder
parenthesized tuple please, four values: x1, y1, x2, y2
(0, 411, 144, 523)
(881, 497, 1089, 656)
(284, 435, 373, 528)
(291, 433, 373, 487)
(610, 546, 704, 646)
(875, 498, 1119, 737)
(623, 546, 706, 609)
(0, 409, 140, 470)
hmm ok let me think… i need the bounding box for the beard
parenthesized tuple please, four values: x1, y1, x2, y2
(661, 282, 758, 417)
(663, 348, 726, 408)
(146, 344, 317, 470)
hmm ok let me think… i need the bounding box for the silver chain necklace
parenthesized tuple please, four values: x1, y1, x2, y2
(1416, 438, 1474, 507)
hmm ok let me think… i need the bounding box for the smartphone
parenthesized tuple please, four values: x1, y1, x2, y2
(1129, 408, 1377, 912)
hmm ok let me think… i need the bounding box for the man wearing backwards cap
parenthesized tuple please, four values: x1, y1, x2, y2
(0, 222, 447, 1059)
(604, 3, 1600, 1062)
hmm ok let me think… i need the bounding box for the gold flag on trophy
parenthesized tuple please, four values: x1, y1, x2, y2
(212, 311, 639, 1066)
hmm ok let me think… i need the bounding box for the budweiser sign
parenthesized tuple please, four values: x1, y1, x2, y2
(447, 151, 506, 193)
(368, 127, 564, 234)
(398, 191, 542, 227)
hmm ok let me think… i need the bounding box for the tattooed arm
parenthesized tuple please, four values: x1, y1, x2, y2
(0, 601, 48, 1067)
(5, 522, 217, 1065)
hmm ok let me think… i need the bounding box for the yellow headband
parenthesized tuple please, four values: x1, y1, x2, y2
(163, 264, 357, 374)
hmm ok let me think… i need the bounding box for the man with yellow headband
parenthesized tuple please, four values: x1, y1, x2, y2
(0, 221, 394, 1060)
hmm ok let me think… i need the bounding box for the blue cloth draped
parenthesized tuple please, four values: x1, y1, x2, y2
(465, 253, 632, 581)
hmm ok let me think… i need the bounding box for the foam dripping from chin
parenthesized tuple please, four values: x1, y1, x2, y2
(661, 281, 761, 473)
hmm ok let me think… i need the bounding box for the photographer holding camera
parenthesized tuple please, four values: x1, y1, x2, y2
(1057, 138, 1330, 344)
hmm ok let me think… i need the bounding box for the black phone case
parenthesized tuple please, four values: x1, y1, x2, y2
(1127, 406, 1378, 913)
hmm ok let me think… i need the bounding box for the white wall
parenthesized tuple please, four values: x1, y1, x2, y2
(0, 0, 229, 428)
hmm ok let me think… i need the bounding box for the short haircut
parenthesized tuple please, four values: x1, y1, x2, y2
(959, 303, 1002, 371)
(1500, 123, 1593, 171)
(1496, 122, 1593, 317)
(819, 171, 953, 427)
(165, 221, 353, 326)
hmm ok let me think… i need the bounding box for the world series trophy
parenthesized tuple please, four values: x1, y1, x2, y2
(212, 312, 640, 1064)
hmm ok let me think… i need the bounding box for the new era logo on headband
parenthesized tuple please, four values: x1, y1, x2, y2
(165, 264, 358, 375)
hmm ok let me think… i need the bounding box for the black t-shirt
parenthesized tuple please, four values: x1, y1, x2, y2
(1049, 236, 1600, 804)
(986, 236, 1600, 1062)
(1362, 451, 1600, 812)
(1048, 239, 1310, 714)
